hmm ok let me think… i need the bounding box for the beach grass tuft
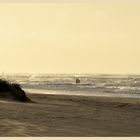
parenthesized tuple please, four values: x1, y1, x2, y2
(0, 79, 31, 102)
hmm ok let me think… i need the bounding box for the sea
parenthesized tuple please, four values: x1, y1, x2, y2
(1, 73, 140, 98)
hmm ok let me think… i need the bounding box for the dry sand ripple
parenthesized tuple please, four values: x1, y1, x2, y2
(0, 93, 140, 136)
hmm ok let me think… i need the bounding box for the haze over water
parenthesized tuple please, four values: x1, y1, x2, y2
(0, 2, 140, 74)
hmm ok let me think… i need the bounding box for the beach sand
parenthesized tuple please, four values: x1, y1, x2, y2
(0, 93, 140, 136)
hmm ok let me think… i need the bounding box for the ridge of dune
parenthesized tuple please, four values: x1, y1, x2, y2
(0, 79, 31, 102)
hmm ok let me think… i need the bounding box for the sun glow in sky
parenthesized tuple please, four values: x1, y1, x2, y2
(0, 1, 140, 74)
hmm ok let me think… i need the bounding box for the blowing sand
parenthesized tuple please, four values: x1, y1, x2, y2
(0, 93, 140, 136)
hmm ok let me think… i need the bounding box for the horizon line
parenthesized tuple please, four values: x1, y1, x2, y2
(2, 72, 140, 75)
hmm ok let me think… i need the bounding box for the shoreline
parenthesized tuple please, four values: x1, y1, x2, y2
(28, 92, 140, 104)
(24, 88, 140, 99)
(0, 92, 140, 136)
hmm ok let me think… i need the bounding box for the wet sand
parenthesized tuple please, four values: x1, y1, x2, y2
(0, 93, 140, 136)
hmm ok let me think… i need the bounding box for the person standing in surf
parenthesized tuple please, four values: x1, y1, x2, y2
(76, 78, 80, 84)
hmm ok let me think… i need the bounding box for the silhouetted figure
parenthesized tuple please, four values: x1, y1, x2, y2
(76, 78, 80, 84)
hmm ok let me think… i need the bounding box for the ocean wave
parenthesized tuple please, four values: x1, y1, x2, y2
(1, 74, 140, 96)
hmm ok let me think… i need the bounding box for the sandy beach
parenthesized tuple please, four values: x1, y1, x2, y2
(0, 92, 140, 136)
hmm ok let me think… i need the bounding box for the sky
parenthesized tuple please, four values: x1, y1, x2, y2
(0, 1, 140, 74)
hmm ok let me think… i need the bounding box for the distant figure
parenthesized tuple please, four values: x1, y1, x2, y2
(76, 78, 80, 84)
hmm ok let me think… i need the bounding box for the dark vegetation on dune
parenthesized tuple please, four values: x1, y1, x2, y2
(0, 79, 31, 102)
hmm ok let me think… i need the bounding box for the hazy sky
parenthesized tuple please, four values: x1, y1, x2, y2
(0, 1, 140, 74)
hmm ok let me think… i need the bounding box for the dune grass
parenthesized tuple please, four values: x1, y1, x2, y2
(0, 79, 31, 102)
